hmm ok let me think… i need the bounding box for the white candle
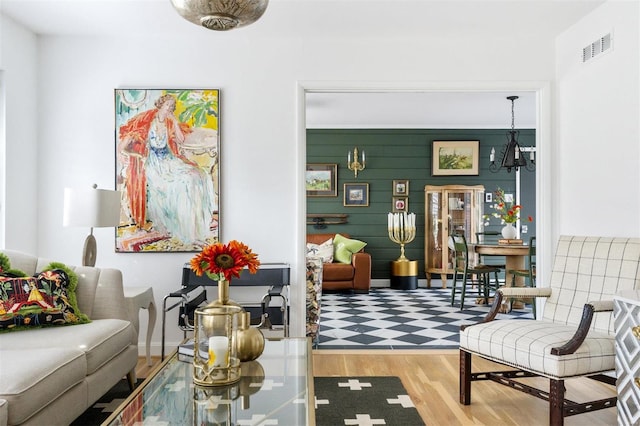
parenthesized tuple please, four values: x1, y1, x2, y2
(490, 147, 495, 162)
(362, 150, 365, 163)
(348, 151, 351, 163)
(208, 336, 229, 367)
(388, 213, 393, 231)
(514, 146, 520, 159)
(530, 150, 535, 161)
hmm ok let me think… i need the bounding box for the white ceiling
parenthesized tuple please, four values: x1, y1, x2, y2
(1, 0, 604, 128)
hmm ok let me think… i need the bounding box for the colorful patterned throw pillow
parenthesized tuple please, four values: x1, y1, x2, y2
(0, 263, 90, 331)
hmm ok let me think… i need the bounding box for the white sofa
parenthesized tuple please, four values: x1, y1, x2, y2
(0, 250, 138, 426)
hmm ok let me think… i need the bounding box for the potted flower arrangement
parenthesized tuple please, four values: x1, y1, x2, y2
(484, 188, 533, 239)
(191, 240, 260, 281)
(190, 240, 261, 305)
(190, 240, 265, 364)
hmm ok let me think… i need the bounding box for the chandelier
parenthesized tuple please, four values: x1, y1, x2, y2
(170, 0, 269, 31)
(489, 96, 535, 173)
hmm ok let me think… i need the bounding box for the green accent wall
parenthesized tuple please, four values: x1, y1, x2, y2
(306, 129, 536, 280)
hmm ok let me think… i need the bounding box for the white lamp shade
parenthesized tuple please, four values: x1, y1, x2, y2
(63, 187, 121, 228)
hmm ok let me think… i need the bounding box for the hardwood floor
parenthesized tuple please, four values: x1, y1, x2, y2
(137, 349, 617, 425)
(312, 349, 617, 426)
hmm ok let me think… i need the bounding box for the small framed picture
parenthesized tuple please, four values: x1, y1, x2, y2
(343, 183, 369, 207)
(392, 180, 409, 196)
(306, 164, 338, 197)
(432, 140, 480, 176)
(392, 197, 408, 212)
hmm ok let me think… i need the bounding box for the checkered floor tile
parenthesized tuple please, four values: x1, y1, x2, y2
(318, 287, 533, 349)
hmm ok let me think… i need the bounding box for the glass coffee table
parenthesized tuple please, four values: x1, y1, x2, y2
(104, 338, 315, 425)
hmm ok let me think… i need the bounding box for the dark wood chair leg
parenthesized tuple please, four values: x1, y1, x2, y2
(460, 349, 471, 405)
(451, 271, 458, 307)
(460, 273, 467, 310)
(549, 378, 565, 426)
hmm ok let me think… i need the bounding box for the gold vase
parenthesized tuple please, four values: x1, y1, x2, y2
(203, 280, 241, 337)
(207, 280, 241, 308)
(235, 311, 265, 362)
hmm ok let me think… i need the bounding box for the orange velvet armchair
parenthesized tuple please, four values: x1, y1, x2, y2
(306, 233, 371, 293)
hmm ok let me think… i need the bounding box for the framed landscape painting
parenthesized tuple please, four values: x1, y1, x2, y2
(343, 183, 369, 207)
(114, 89, 220, 253)
(306, 164, 337, 197)
(432, 140, 479, 176)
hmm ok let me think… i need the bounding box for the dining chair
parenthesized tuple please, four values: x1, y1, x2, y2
(450, 234, 501, 310)
(507, 236, 536, 318)
(475, 230, 506, 272)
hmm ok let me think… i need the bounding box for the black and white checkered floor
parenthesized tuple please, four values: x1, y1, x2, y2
(318, 286, 534, 349)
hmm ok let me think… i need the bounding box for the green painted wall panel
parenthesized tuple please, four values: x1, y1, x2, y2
(307, 129, 536, 280)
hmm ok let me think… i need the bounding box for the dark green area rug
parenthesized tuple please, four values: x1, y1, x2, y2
(71, 376, 424, 425)
(314, 376, 425, 426)
(70, 379, 142, 426)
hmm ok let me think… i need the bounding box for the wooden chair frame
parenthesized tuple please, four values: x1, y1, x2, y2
(450, 234, 500, 310)
(460, 291, 616, 425)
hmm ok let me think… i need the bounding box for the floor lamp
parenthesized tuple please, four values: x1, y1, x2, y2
(63, 184, 121, 267)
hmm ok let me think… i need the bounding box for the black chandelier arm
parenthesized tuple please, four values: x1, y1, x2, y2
(523, 158, 536, 172)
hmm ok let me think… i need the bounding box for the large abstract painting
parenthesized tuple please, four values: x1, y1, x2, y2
(115, 89, 220, 252)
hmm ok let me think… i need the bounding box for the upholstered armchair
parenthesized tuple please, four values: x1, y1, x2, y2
(459, 236, 640, 425)
(306, 233, 371, 293)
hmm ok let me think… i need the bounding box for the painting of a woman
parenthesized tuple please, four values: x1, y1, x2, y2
(115, 89, 219, 252)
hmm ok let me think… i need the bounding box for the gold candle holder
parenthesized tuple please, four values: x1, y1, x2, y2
(387, 212, 416, 261)
(193, 305, 243, 386)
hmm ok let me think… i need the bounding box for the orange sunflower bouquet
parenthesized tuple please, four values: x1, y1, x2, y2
(190, 240, 260, 282)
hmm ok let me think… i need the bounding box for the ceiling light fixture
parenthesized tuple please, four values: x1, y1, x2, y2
(170, 0, 269, 31)
(489, 96, 535, 173)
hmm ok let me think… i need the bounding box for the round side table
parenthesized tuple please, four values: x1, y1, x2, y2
(390, 260, 418, 290)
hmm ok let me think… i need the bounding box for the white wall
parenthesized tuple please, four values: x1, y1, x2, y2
(555, 1, 640, 239)
(2, 0, 638, 356)
(26, 29, 556, 354)
(0, 15, 38, 253)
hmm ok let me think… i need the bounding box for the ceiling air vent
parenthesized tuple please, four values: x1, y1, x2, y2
(582, 33, 612, 63)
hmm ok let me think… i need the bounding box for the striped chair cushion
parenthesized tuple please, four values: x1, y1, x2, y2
(459, 319, 614, 379)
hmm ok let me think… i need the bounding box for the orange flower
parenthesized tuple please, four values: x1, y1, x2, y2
(190, 240, 260, 283)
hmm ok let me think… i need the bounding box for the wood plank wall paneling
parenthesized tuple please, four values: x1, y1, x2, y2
(306, 129, 536, 280)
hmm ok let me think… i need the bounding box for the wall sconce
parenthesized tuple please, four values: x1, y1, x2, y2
(63, 184, 121, 267)
(347, 147, 366, 178)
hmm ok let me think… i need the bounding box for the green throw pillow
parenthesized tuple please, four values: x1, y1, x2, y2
(0, 253, 27, 278)
(333, 234, 367, 264)
(0, 262, 90, 332)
